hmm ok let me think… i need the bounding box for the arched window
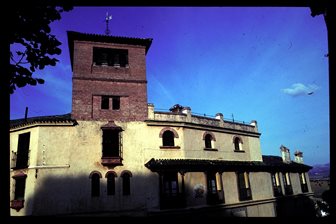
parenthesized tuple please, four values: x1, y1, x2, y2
(121, 171, 132, 195)
(162, 130, 175, 147)
(204, 134, 212, 149)
(233, 136, 243, 151)
(89, 172, 102, 197)
(106, 171, 117, 195)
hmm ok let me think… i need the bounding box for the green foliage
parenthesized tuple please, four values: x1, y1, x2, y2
(9, 3, 73, 94)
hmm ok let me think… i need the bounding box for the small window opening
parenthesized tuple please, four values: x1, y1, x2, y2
(234, 137, 241, 151)
(93, 47, 128, 67)
(91, 173, 100, 197)
(107, 173, 116, 195)
(205, 134, 212, 148)
(101, 96, 110, 109)
(112, 97, 120, 110)
(122, 173, 131, 195)
(162, 131, 175, 147)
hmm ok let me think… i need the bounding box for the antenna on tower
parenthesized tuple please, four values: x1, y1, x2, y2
(105, 12, 112, 35)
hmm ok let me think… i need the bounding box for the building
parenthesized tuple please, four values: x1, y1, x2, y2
(9, 31, 315, 217)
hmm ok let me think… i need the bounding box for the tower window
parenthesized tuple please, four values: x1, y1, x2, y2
(101, 96, 110, 109)
(101, 96, 120, 110)
(93, 47, 128, 67)
(112, 97, 120, 110)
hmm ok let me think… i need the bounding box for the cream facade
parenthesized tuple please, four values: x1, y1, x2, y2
(10, 31, 315, 217)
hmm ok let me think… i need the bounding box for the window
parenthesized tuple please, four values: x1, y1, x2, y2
(162, 130, 175, 147)
(205, 134, 212, 149)
(93, 47, 128, 67)
(90, 172, 101, 197)
(237, 172, 252, 201)
(233, 136, 243, 151)
(101, 96, 120, 110)
(207, 173, 217, 194)
(159, 128, 180, 149)
(10, 173, 27, 211)
(121, 171, 132, 195)
(282, 172, 293, 195)
(101, 124, 123, 166)
(299, 173, 308, 193)
(206, 172, 224, 204)
(101, 96, 109, 109)
(112, 97, 120, 110)
(106, 172, 117, 195)
(14, 176, 26, 200)
(102, 129, 121, 157)
(16, 132, 30, 169)
(271, 173, 282, 197)
(162, 172, 178, 197)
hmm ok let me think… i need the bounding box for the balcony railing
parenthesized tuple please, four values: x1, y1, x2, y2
(284, 185, 293, 195)
(160, 193, 186, 209)
(101, 157, 123, 166)
(239, 188, 252, 201)
(273, 186, 283, 197)
(10, 199, 24, 212)
(207, 190, 225, 205)
(301, 184, 309, 193)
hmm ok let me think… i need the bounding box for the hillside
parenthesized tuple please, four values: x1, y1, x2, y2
(308, 163, 330, 180)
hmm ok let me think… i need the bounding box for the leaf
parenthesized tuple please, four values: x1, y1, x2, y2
(36, 78, 45, 84)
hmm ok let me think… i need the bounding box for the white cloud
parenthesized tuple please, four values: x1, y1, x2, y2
(282, 83, 320, 97)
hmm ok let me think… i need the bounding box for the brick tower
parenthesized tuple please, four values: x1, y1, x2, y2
(67, 31, 152, 121)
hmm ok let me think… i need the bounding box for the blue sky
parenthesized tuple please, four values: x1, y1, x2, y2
(10, 7, 329, 166)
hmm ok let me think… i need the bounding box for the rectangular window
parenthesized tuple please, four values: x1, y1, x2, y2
(14, 178, 26, 200)
(16, 133, 30, 169)
(207, 173, 217, 194)
(101, 96, 109, 109)
(282, 172, 293, 195)
(102, 129, 120, 157)
(271, 173, 283, 197)
(112, 97, 120, 110)
(162, 172, 178, 197)
(93, 47, 128, 67)
(237, 172, 252, 201)
(300, 173, 308, 193)
(101, 96, 120, 110)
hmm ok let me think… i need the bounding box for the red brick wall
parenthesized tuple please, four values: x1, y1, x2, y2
(71, 40, 148, 121)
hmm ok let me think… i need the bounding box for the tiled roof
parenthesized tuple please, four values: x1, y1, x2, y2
(67, 31, 153, 70)
(262, 155, 312, 170)
(10, 113, 77, 129)
(145, 157, 312, 172)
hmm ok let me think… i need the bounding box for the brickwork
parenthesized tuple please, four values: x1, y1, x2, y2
(71, 39, 149, 121)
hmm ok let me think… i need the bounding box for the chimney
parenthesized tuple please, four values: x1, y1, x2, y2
(182, 106, 191, 122)
(215, 113, 223, 121)
(169, 104, 183, 113)
(280, 145, 291, 163)
(250, 120, 258, 131)
(294, 150, 303, 164)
